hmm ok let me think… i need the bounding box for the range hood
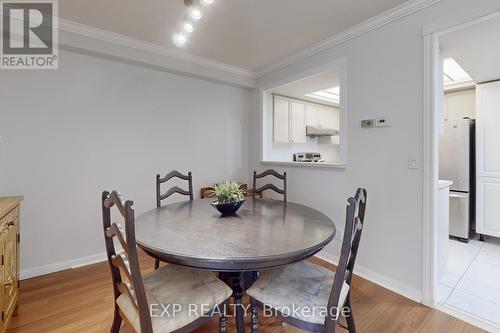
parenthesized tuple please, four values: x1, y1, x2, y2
(306, 126, 339, 137)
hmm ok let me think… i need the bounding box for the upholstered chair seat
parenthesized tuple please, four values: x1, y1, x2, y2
(248, 188, 367, 333)
(247, 260, 349, 325)
(117, 264, 232, 333)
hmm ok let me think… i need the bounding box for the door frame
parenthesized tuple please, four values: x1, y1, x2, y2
(422, 9, 500, 307)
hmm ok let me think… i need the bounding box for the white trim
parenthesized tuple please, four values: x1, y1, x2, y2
(256, 0, 441, 78)
(315, 253, 422, 303)
(444, 80, 476, 92)
(0, 9, 251, 76)
(1, 1, 440, 87)
(259, 58, 348, 166)
(57, 18, 256, 80)
(421, 24, 438, 307)
(20, 252, 107, 280)
(422, 6, 500, 311)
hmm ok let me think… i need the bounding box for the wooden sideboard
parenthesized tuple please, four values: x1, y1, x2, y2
(0, 197, 22, 333)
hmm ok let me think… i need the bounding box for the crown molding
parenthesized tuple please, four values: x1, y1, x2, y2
(255, 0, 441, 78)
(58, 18, 256, 79)
(2, 0, 440, 87)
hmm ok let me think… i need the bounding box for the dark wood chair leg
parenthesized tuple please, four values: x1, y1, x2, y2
(219, 301, 228, 333)
(154, 259, 160, 270)
(251, 302, 259, 333)
(110, 306, 122, 333)
(345, 294, 356, 333)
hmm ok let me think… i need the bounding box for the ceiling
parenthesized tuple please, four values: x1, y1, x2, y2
(59, 0, 408, 72)
(440, 16, 500, 83)
(273, 67, 340, 106)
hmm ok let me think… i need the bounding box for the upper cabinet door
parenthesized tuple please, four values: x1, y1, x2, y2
(290, 101, 306, 143)
(317, 105, 336, 129)
(305, 104, 318, 127)
(477, 81, 500, 177)
(273, 96, 290, 143)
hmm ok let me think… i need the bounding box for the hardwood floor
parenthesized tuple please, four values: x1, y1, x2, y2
(8, 252, 484, 333)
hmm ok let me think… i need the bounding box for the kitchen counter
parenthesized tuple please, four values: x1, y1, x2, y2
(261, 160, 346, 169)
(438, 180, 453, 190)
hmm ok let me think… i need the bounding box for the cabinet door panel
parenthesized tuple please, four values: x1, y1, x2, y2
(3, 226, 18, 320)
(317, 105, 340, 144)
(305, 104, 318, 127)
(273, 96, 290, 143)
(0, 237, 3, 333)
(477, 177, 500, 237)
(290, 101, 306, 143)
(477, 81, 500, 177)
(317, 105, 335, 129)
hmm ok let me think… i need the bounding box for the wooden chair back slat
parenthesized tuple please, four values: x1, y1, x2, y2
(254, 183, 285, 195)
(159, 186, 192, 200)
(103, 191, 127, 216)
(345, 188, 367, 285)
(255, 169, 286, 180)
(102, 190, 153, 333)
(105, 223, 129, 254)
(117, 282, 139, 311)
(111, 252, 133, 283)
(156, 171, 193, 207)
(325, 188, 367, 331)
(252, 169, 287, 201)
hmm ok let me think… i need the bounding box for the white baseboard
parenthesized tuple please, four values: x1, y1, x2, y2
(20, 252, 107, 280)
(315, 244, 422, 303)
(21, 247, 421, 304)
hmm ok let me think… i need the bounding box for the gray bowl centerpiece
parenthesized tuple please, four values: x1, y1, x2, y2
(210, 181, 245, 216)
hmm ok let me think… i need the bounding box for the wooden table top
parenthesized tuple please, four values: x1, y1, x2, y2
(0, 196, 23, 218)
(135, 198, 336, 272)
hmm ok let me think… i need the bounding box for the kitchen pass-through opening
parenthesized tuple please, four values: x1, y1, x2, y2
(260, 61, 347, 167)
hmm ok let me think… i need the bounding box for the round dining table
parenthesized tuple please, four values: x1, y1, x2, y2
(135, 198, 336, 333)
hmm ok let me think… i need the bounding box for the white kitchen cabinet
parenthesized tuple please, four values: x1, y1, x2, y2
(290, 101, 306, 143)
(273, 96, 290, 143)
(305, 104, 318, 126)
(273, 96, 306, 144)
(317, 105, 336, 128)
(477, 177, 500, 238)
(477, 81, 500, 178)
(317, 105, 340, 145)
(476, 81, 500, 237)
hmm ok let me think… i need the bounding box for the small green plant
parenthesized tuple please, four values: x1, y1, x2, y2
(212, 181, 244, 204)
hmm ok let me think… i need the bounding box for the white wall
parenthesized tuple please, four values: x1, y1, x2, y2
(0, 50, 254, 278)
(251, 0, 500, 301)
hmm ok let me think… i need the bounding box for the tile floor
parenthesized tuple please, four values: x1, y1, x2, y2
(439, 237, 500, 331)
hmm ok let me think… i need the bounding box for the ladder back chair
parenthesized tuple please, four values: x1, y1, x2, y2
(156, 170, 193, 207)
(154, 170, 193, 269)
(102, 190, 232, 333)
(247, 188, 367, 333)
(252, 169, 287, 201)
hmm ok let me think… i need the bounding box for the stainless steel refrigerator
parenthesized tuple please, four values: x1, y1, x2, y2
(439, 118, 475, 241)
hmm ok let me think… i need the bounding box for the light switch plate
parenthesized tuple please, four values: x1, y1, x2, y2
(375, 118, 390, 127)
(408, 154, 419, 169)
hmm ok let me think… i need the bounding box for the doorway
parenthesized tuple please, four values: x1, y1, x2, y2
(424, 11, 500, 333)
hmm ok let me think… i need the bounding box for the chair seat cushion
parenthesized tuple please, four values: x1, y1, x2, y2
(247, 260, 350, 325)
(116, 264, 232, 333)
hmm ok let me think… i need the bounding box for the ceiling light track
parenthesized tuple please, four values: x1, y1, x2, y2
(173, 0, 215, 47)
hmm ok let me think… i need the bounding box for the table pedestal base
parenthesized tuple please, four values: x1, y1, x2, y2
(219, 272, 258, 333)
